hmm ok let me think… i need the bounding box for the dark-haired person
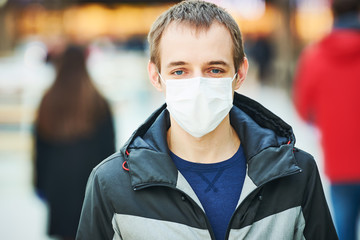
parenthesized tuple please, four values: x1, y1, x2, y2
(77, 1, 337, 239)
(293, 0, 360, 239)
(34, 45, 116, 240)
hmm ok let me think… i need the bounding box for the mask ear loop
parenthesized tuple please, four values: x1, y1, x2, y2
(232, 73, 238, 82)
(157, 70, 166, 86)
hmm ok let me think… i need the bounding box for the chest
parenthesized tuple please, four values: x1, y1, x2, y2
(111, 184, 304, 240)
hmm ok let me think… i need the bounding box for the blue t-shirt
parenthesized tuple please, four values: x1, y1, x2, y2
(170, 145, 247, 240)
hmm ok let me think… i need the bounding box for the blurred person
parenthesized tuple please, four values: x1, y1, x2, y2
(293, 0, 360, 239)
(77, 1, 337, 240)
(245, 34, 274, 84)
(34, 45, 116, 240)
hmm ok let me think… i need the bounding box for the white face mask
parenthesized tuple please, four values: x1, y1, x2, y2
(159, 73, 237, 138)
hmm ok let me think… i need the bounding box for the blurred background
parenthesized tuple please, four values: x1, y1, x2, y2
(0, 0, 344, 239)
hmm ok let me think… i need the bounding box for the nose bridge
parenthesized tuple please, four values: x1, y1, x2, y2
(193, 66, 203, 78)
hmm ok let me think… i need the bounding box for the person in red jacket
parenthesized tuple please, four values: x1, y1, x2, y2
(293, 1, 360, 239)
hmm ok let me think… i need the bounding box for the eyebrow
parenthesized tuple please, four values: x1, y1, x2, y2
(166, 60, 230, 68)
(166, 61, 188, 68)
(207, 61, 230, 67)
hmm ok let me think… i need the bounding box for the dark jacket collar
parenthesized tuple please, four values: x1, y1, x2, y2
(121, 92, 300, 189)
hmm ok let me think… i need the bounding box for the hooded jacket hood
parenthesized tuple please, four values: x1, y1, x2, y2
(320, 12, 360, 59)
(319, 30, 360, 59)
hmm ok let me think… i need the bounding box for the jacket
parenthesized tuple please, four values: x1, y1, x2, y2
(293, 28, 360, 183)
(76, 92, 337, 240)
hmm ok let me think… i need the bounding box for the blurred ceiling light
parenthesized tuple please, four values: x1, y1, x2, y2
(112, 4, 170, 37)
(0, 0, 7, 7)
(295, 0, 333, 42)
(236, 0, 266, 20)
(17, 4, 46, 37)
(0, 0, 7, 8)
(15, 2, 279, 42)
(206, 0, 266, 20)
(64, 4, 112, 41)
(296, 0, 330, 12)
(233, 4, 278, 35)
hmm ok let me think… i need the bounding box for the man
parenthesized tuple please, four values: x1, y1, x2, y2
(77, 1, 337, 239)
(293, 0, 360, 239)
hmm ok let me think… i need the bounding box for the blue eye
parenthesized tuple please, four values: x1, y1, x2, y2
(211, 69, 221, 74)
(174, 70, 184, 75)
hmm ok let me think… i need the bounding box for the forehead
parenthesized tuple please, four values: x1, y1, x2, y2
(159, 21, 234, 68)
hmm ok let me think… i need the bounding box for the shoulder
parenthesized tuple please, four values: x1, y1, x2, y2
(94, 151, 121, 169)
(268, 148, 323, 202)
(292, 147, 322, 188)
(87, 150, 145, 213)
(91, 151, 131, 189)
(293, 147, 317, 172)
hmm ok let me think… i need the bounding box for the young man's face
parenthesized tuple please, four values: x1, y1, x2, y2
(149, 21, 247, 91)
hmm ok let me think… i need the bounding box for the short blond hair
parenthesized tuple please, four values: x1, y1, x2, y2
(148, 0, 245, 72)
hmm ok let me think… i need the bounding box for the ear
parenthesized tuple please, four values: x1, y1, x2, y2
(148, 61, 163, 92)
(234, 57, 249, 90)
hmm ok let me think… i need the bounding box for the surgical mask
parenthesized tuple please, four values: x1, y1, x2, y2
(158, 72, 237, 138)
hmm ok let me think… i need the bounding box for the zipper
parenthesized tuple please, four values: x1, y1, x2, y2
(224, 168, 302, 239)
(133, 183, 216, 239)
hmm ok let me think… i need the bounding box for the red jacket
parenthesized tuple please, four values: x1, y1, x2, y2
(293, 29, 360, 183)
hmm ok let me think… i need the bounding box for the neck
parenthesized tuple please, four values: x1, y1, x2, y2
(167, 115, 240, 164)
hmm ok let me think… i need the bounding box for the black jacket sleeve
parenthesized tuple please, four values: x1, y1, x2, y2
(297, 151, 338, 240)
(76, 168, 116, 240)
